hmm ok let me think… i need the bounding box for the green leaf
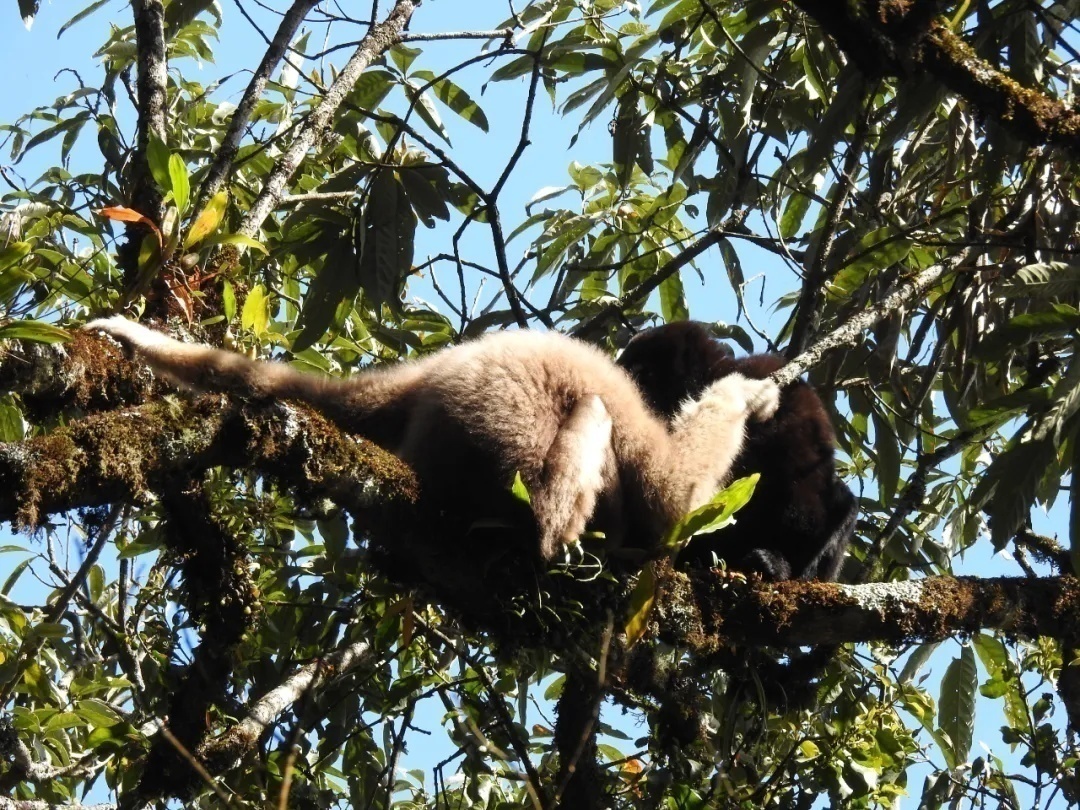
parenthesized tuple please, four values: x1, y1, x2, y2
(663, 474, 760, 552)
(412, 70, 489, 132)
(872, 411, 901, 504)
(147, 133, 171, 194)
(938, 644, 977, 767)
(222, 280, 236, 322)
(0, 320, 71, 344)
(659, 272, 688, 323)
(899, 642, 940, 684)
(390, 43, 422, 73)
(76, 698, 122, 728)
(623, 561, 656, 647)
(510, 471, 532, 505)
(2, 558, 31, 595)
(241, 284, 270, 335)
(200, 233, 268, 254)
(293, 241, 360, 353)
(543, 674, 565, 701)
(970, 437, 1054, 550)
(0, 242, 32, 274)
(977, 305, 1080, 357)
(185, 190, 229, 248)
(358, 169, 415, 309)
(0, 399, 24, 442)
(58, 0, 112, 38)
(168, 154, 190, 214)
(779, 191, 812, 240)
(1001, 262, 1080, 301)
(405, 82, 450, 145)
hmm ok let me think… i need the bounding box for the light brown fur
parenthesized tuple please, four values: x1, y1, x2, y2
(86, 316, 779, 559)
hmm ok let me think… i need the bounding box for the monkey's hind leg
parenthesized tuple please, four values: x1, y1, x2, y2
(532, 395, 613, 561)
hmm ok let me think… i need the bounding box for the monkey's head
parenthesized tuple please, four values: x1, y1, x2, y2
(618, 321, 735, 417)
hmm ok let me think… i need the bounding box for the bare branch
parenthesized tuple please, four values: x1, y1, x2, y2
(773, 250, 971, 387)
(200, 639, 373, 772)
(191, 0, 322, 222)
(402, 28, 513, 42)
(238, 0, 419, 237)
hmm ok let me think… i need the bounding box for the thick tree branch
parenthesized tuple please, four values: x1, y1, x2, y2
(238, 0, 418, 237)
(656, 566, 1080, 652)
(119, 0, 168, 285)
(0, 388, 417, 528)
(793, 1, 1080, 151)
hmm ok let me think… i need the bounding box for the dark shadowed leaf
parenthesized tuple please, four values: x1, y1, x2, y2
(938, 645, 977, 767)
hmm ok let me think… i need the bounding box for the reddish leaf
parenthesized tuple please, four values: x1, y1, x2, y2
(96, 206, 163, 246)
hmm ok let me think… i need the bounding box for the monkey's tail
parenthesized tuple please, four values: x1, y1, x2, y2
(85, 316, 424, 433)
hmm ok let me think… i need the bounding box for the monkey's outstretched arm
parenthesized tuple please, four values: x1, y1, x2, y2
(84, 317, 422, 428)
(666, 374, 780, 513)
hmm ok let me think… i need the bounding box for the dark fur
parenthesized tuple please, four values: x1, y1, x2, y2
(618, 322, 856, 580)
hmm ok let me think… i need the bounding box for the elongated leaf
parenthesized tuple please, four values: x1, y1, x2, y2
(405, 82, 450, 145)
(0, 320, 71, 344)
(58, 0, 112, 37)
(510, 471, 532, 505)
(358, 169, 415, 309)
(147, 133, 171, 193)
(899, 642, 940, 684)
(0, 399, 25, 441)
(977, 306, 1080, 357)
(19, 0, 39, 29)
(623, 561, 656, 647)
(779, 191, 811, 240)
(412, 70, 489, 132)
(969, 437, 1054, 549)
(938, 644, 977, 766)
(293, 242, 360, 352)
(663, 474, 760, 551)
(659, 272, 688, 323)
(169, 154, 190, 214)
(0, 242, 31, 274)
(241, 284, 269, 335)
(97, 205, 154, 225)
(872, 411, 901, 504)
(201, 233, 268, 254)
(185, 190, 228, 248)
(1001, 262, 1080, 301)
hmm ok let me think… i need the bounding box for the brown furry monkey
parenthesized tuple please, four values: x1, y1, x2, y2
(618, 321, 856, 580)
(86, 317, 780, 560)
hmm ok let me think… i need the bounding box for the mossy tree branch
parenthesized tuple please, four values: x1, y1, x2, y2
(0, 394, 417, 529)
(793, 0, 1080, 151)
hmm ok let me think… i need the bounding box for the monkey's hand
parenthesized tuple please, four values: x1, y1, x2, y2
(84, 316, 168, 355)
(721, 374, 780, 422)
(746, 378, 781, 422)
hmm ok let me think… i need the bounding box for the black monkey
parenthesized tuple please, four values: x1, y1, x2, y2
(618, 321, 857, 580)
